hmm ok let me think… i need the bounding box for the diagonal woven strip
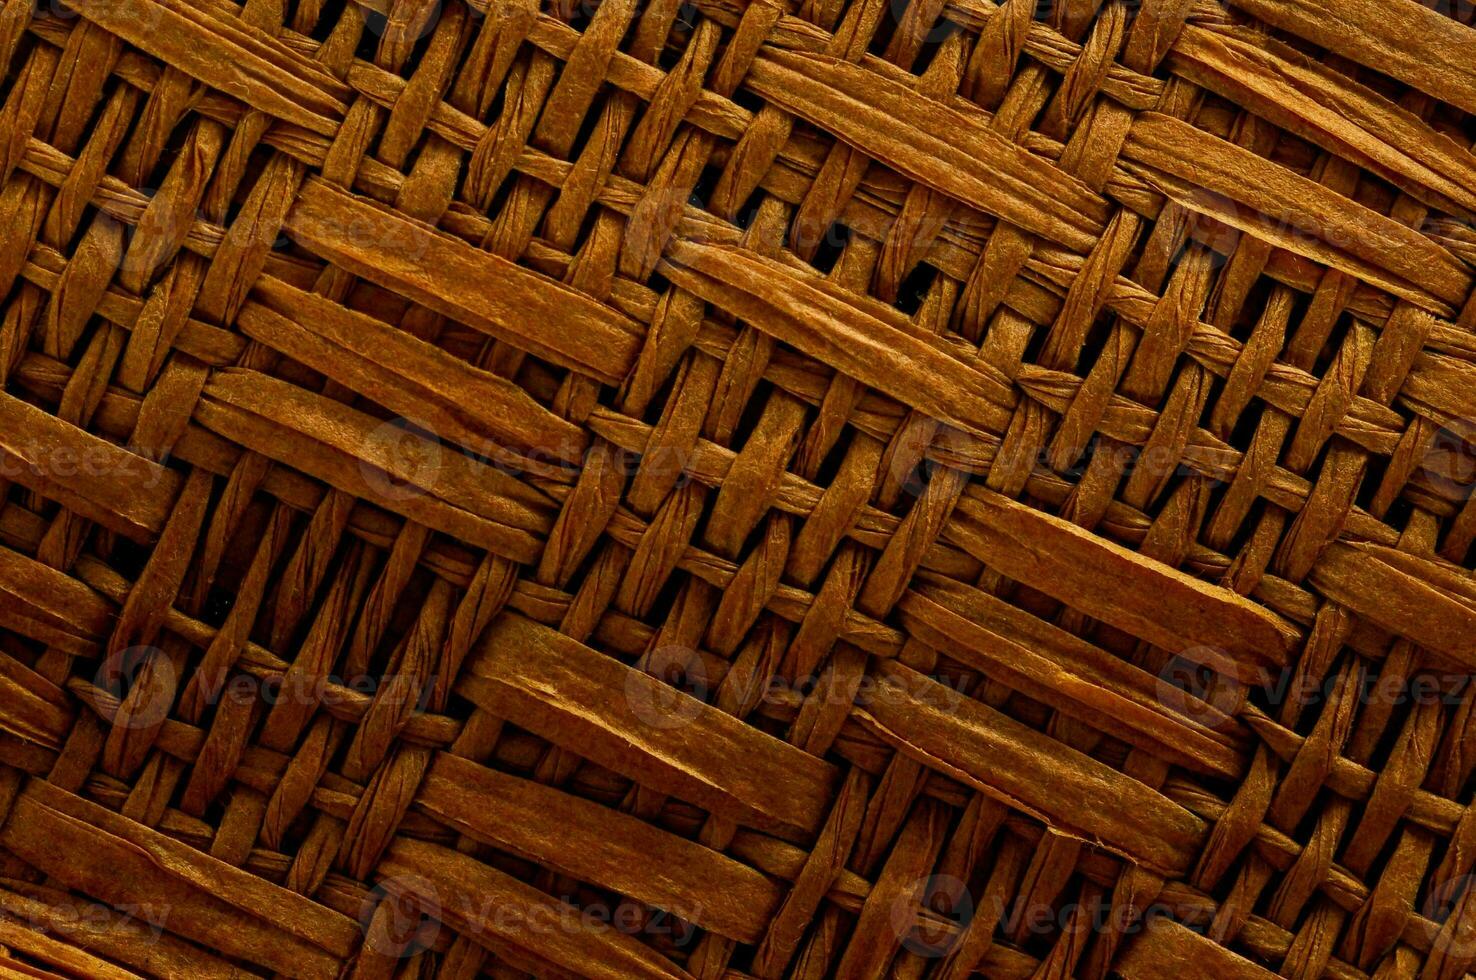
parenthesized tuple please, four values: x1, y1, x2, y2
(1, 0, 1476, 975)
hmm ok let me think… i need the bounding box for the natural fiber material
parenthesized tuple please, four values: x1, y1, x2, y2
(1, 0, 1476, 975)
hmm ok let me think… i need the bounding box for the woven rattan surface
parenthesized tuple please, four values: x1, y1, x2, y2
(2, 0, 1476, 975)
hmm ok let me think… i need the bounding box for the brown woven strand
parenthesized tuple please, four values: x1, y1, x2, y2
(1, 0, 1476, 976)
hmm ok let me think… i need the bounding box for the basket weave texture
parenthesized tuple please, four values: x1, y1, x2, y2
(3, 0, 1476, 975)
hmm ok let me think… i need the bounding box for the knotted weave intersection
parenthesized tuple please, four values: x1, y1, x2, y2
(0, 0, 1475, 976)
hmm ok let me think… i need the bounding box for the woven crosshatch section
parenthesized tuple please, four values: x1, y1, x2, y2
(0, 0, 1475, 975)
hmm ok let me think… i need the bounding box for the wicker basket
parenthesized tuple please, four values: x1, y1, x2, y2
(1, 0, 1475, 975)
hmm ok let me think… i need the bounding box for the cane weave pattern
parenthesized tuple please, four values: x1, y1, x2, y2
(1, 0, 1476, 977)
